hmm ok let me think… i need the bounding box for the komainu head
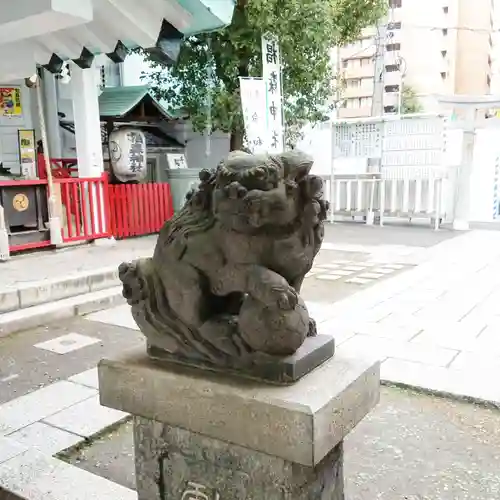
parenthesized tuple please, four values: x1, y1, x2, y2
(212, 150, 319, 233)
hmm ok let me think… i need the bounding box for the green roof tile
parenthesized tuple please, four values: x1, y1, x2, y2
(98, 85, 183, 119)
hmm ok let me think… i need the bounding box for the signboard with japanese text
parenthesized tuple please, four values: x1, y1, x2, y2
(261, 34, 284, 153)
(239, 77, 268, 153)
(109, 127, 147, 182)
(17, 129, 37, 178)
(0, 87, 22, 117)
(167, 153, 188, 169)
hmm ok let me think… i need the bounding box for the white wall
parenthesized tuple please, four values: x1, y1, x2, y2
(121, 53, 150, 87)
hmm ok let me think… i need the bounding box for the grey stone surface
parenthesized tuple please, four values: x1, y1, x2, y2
(87, 268, 119, 292)
(73, 287, 124, 316)
(68, 368, 99, 389)
(0, 316, 144, 405)
(119, 150, 331, 374)
(0, 449, 137, 500)
(0, 381, 96, 435)
(0, 436, 28, 464)
(8, 422, 83, 455)
(13, 273, 121, 315)
(65, 386, 500, 499)
(43, 395, 128, 438)
(0, 287, 124, 338)
(18, 274, 91, 309)
(147, 333, 335, 384)
(0, 289, 19, 314)
(99, 349, 380, 466)
(134, 416, 344, 500)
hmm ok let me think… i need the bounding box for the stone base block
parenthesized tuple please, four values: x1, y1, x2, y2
(134, 417, 344, 500)
(99, 349, 380, 500)
(147, 333, 335, 384)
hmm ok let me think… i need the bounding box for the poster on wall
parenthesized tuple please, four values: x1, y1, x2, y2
(239, 77, 268, 154)
(18, 129, 37, 178)
(167, 153, 188, 169)
(261, 34, 284, 153)
(0, 87, 22, 117)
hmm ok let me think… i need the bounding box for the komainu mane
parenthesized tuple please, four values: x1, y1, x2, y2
(119, 150, 329, 369)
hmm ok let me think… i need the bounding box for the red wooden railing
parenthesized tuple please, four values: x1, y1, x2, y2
(38, 154, 78, 179)
(56, 174, 111, 242)
(108, 183, 174, 238)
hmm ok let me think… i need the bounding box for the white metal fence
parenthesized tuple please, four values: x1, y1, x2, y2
(300, 114, 452, 229)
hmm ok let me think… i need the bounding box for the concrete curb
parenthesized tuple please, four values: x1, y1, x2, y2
(0, 266, 120, 314)
(0, 287, 124, 338)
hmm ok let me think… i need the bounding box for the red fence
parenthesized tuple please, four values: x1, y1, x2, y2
(57, 175, 111, 243)
(108, 183, 174, 238)
(38, 154, 78, 179)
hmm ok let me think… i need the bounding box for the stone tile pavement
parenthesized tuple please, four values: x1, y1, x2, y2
(1, 236, 157, 291)
(0, 226, 497, 498)
(316, 230, 500, 406)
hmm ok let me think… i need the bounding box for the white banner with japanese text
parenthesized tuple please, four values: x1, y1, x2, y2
(261, 34, 284, 153)
(239, 77, 268, 153)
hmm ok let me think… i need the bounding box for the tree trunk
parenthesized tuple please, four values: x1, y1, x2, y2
(230, 131, 244, 151)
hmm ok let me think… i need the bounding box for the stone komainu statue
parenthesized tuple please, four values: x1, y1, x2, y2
(119, 150, 329, 369)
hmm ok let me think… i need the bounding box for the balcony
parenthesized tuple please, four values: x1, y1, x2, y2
(340, 45, 376, 60)
(338, 107, 372, 119)
(343, 85, 374, 99)
(343, 64, 375, 79)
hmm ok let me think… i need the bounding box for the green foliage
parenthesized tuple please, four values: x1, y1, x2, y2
(400, 84, 423, 114)
(141, 0, 387, 148)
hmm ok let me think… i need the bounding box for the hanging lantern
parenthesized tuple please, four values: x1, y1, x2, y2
(24, 74, 39, 88)
(109, 128, 147, 183)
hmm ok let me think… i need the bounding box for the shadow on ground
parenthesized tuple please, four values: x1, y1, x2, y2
(60, 386, 500, 499)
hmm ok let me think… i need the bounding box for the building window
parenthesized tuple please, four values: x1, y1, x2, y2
(385, 84, 400, 93)
(343, 60, 348, 68)
(443, 6, 449, 13)
(386, 43, 401, 52)
(385, 64, 399, 72)
(346, 98, 359, 109)
(384, 105, 397, 113)
(387, 21, 402, 30)
(360, 57, 372, 67)
(360, 97, 372, 108)
(442, 28, 448, 35)
(347, 79, 361, 88)
(389, 0, 402, 7)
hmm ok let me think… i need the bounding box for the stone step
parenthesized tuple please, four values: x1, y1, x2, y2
(0, 266, 120, 314)
(0, 287, 124, 338)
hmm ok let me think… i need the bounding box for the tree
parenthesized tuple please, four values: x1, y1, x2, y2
(399, 85, 423, 114)
(141, 0, 386, 150)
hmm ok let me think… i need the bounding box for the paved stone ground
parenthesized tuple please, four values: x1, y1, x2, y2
(1, 222, 456, 291)
(1, 236, 156, 291)
(326, 229, 500, 406)
(60, 385, 500, 500)
(5, 222, 496, 499)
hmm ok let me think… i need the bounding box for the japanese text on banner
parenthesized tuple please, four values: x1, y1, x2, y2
(239, 77, 268, 153)
(261, 34, 284, 153)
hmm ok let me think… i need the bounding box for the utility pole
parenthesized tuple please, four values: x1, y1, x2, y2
(371, 22, 387, 117)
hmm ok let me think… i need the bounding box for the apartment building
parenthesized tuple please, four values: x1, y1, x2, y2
(333, 0, 494, 119)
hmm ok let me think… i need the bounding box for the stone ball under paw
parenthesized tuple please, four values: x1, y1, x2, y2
(238, 295, 309, 356)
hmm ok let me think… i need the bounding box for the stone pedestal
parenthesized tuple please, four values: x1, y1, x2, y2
(99, 351, 380, 500)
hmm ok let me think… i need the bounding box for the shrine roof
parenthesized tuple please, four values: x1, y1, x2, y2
(98, 85, 184, 121)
